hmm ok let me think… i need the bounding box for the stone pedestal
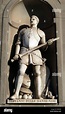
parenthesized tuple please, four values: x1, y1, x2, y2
(7, 99, 57, 104)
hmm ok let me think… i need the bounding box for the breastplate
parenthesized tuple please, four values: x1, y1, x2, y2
(21, 28, 40, 49)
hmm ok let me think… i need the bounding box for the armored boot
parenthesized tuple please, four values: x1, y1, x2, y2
(10, 64, 27, 100)
(10, 75, 24, 99)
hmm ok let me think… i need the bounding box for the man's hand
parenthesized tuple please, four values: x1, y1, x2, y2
(11, 54, 19, 62)
(47, 39, 54, 45)
(13, 54, 19, 60)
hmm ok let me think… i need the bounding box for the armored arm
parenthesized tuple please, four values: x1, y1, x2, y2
(38, 29, 48, 51)
(15, 37, 21, 55)
(38, 29, 46, 44)
(11, 33, 21, 62)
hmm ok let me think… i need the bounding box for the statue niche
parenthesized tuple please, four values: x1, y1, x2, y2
(8, 21, 55, 101)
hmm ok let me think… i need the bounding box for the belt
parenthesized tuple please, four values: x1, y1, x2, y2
(21, 47, 29, 51)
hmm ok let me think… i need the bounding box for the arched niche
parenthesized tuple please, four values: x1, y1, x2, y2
(0, 0, 62, 104)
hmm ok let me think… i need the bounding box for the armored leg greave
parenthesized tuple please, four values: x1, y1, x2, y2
(34, 65, 42, 98)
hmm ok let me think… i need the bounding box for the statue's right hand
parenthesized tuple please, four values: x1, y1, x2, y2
(11, 54, 19, 62)
(13, 54, 19, 60)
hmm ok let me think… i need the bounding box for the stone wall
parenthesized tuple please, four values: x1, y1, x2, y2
(0, 0, 10, 105)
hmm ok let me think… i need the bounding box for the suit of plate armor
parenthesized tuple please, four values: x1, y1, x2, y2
(11, 15, 46, 99)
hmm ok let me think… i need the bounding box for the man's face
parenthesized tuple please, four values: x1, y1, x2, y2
(30, 16, 38, 26)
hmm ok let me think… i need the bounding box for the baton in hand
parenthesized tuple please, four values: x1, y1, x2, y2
(11, 37, 59, 62)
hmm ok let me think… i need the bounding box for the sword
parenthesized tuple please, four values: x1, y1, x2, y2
(11, 37, 59, 62)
